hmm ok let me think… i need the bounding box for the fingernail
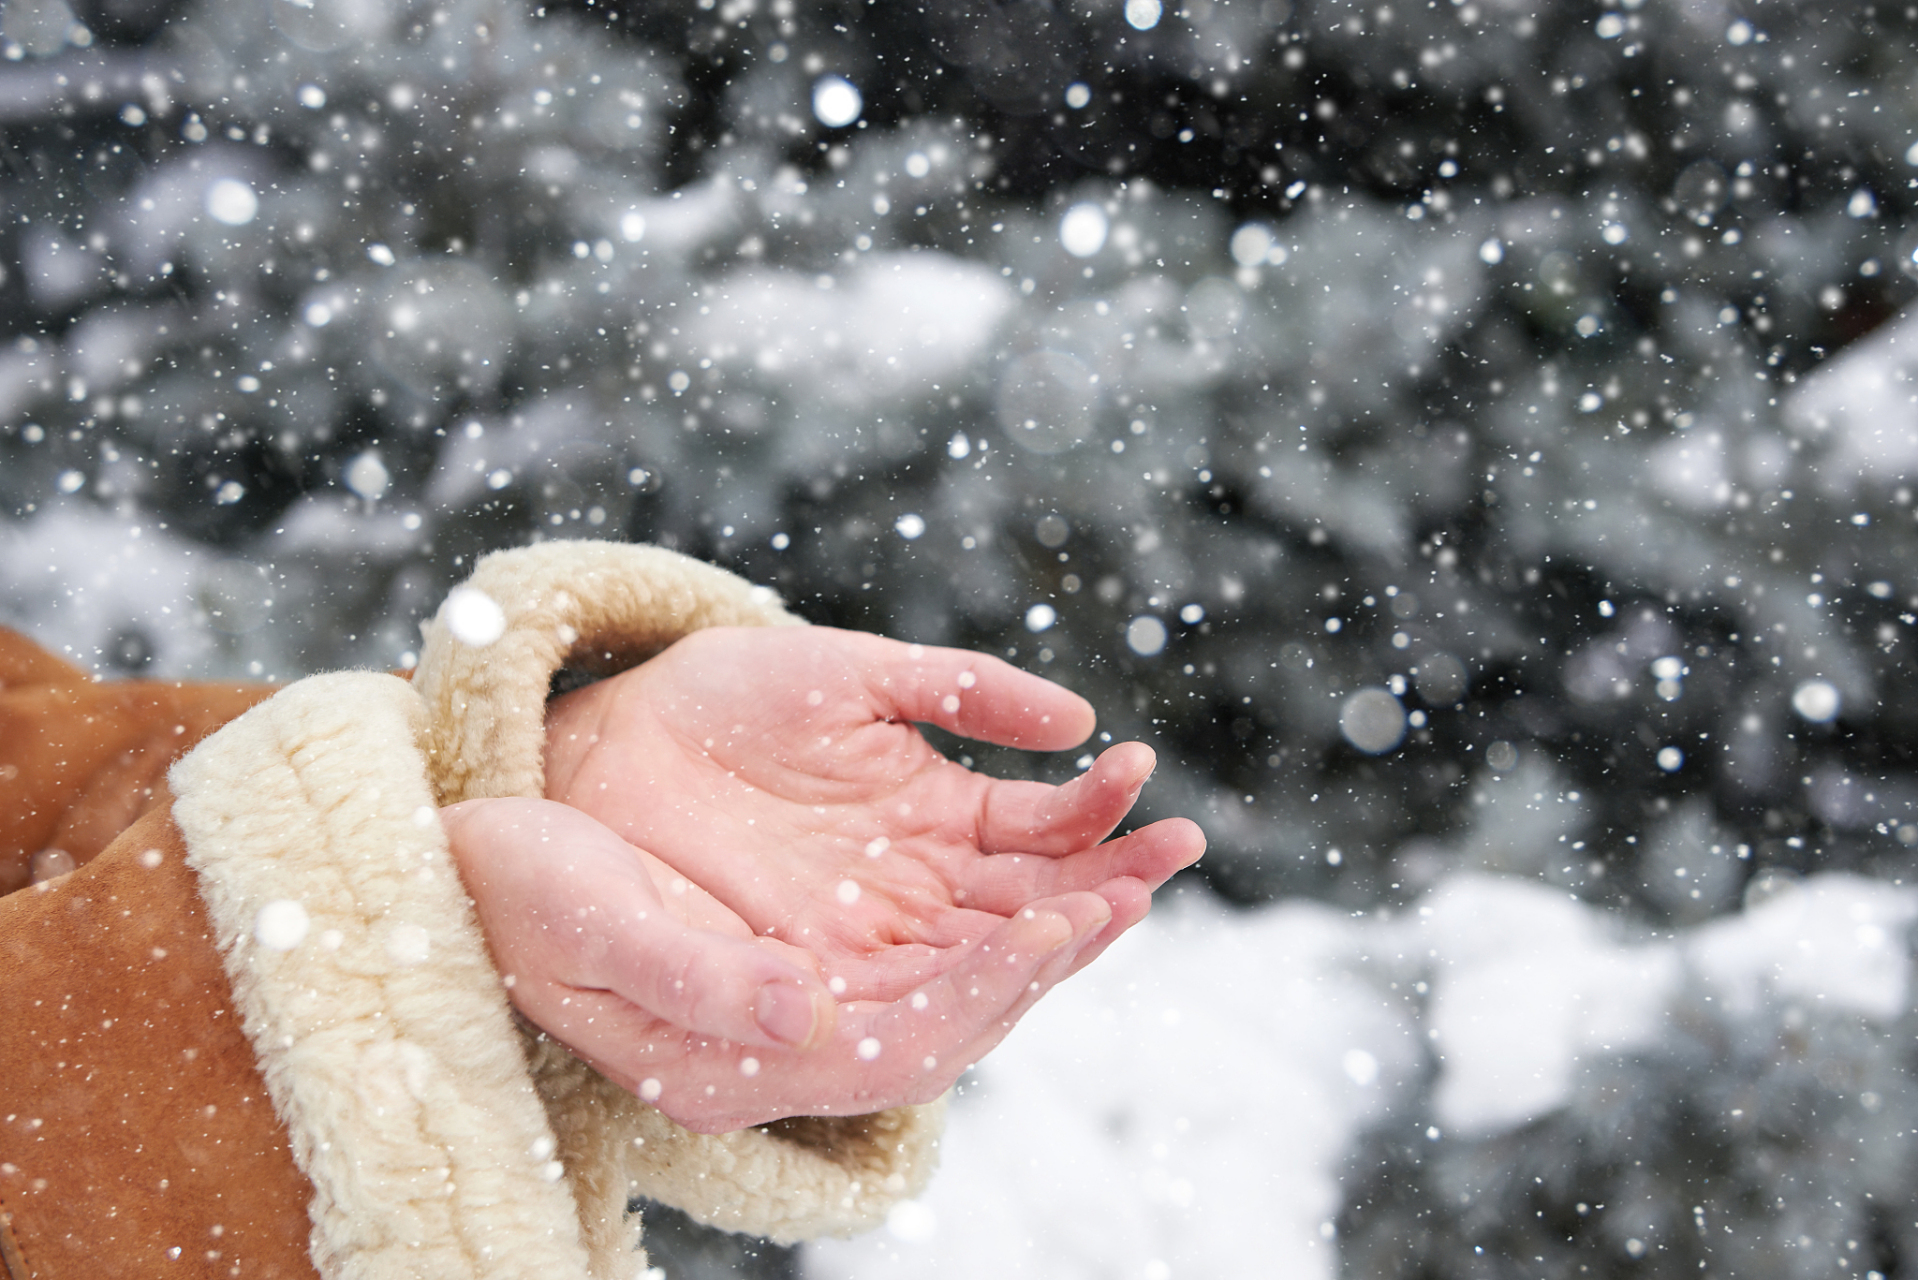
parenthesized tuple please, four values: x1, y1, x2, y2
(1020, 908, 1075, 953)
(1074, 909, 1113, 954)
(755, 981, 820, 1048)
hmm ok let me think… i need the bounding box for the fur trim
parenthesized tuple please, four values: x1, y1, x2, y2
(413, 541, 804, 807)
(169, 674, 598, 1280)
(412, 543, 945, 1252)
(526, 1036, 946, 1247)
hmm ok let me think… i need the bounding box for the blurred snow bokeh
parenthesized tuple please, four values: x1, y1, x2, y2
(0, 505, 219, 672)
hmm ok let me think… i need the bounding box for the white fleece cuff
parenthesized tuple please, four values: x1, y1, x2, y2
(170, 673, 596, 1280)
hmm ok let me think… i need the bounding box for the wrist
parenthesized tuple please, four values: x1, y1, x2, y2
(542, 677, 620, 801)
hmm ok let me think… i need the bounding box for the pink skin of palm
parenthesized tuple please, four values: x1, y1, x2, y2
(443, 626, 1204, 1133)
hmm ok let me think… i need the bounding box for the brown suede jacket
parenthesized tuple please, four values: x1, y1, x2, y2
(0, 542, 940, 1280)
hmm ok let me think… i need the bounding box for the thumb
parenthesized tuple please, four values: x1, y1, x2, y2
(444, 796, 837, 1052)
(590, 914, 838, 1051)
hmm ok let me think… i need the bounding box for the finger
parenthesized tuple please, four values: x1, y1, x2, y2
(590, 910, 839, 1052)
(828, 890, 1113, 1101)
(806, 903, 1022, 1004)
(776, 817, 1200, 1001)
(974, 742, 1158, 854)
(959, 817, 1207, 913)
(857, 632, 1096, 751)
(630, 844, 766, 941)
(447, 798, 839, 1052)
(1060, 875, 1157, 976)
(635, 893, 1112, 1131)
(506, 990, 820, 1135)
(812, 934, 974, 1003)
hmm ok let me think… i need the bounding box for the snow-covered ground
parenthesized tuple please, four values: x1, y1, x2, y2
(808, 887, 1420, 1280)
(806, 871, 1917, 1280)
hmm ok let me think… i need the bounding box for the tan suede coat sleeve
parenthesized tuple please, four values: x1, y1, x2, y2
(0, 630, 313, 1280)
(0, 630, 274, 894)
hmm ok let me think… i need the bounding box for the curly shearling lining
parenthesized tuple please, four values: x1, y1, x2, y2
(171, 673, 594, 1280)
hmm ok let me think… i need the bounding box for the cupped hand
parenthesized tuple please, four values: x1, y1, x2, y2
(441, 796, 1115, 1132)
(542, 626, 1205, 1004)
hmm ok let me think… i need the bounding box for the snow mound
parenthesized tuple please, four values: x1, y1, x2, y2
(806, 871, 1918, 1279)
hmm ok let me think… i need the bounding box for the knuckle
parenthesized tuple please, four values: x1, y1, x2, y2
(652, 944, 708, 1021)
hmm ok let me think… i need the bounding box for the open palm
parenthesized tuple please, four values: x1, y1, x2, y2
(543, 626, 1204, 1004)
